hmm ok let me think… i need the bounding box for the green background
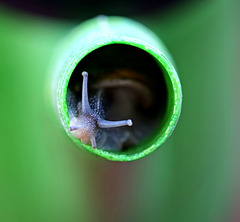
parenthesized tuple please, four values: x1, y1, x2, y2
(0, 0, 239, 221)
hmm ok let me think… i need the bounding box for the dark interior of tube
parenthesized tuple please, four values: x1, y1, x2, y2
(67, 44, 168, 152)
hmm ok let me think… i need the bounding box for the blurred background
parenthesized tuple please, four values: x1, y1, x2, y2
(0, 0, 239, 221)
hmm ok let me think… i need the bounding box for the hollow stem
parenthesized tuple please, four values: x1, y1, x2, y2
(55, 16, 182, 161)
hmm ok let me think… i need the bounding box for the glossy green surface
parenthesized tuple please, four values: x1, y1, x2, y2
(53, 16, 182, 161)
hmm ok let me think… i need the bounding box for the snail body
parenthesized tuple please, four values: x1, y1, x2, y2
(68, 71, 132, 149)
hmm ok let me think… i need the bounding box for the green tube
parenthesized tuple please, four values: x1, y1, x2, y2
(49, 16, 182, 161)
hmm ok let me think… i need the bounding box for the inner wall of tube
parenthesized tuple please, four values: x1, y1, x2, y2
(67, 44, 167, 152)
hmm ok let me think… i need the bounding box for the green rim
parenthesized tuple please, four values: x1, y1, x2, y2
(57, 17, 182, 161)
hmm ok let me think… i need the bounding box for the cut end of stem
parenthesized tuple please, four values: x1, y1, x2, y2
(56, 16, 182, 161)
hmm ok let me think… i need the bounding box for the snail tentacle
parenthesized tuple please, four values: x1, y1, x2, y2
(90, 136, 97, 149)
(69, 126, 80, 131)
(96, 89, 102, 112)
(98, 119, 133, 128)
(81, 71, 91, 114)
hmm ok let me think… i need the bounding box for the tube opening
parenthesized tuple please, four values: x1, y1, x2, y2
(67, 44, 168, 153)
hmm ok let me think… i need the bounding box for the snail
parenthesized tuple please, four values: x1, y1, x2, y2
(67, 68, 159, 151)
(68, 71, 133, 148)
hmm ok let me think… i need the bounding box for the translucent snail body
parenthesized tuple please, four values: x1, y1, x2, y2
(68, 71, 132, 148)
